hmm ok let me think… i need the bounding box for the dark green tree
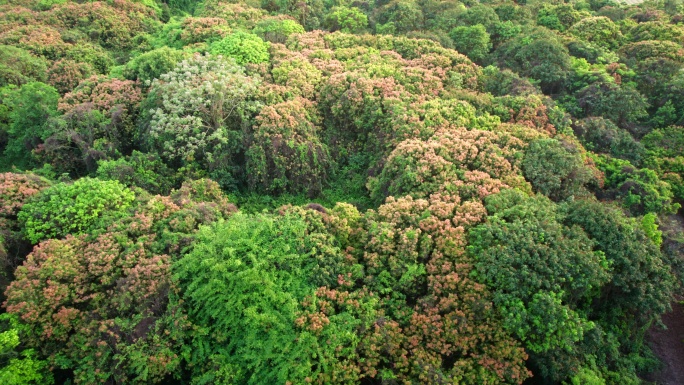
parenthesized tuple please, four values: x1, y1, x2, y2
(522, 138, 595, 201)
(1, 82, 59, 170)
(494, 28, 573, 93)
(449, 25, 492, 63)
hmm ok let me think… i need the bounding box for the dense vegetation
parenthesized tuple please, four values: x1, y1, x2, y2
(0, 0, 683, 383)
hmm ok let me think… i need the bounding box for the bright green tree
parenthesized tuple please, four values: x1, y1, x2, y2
(210, 31, 270, 65)
(172, 209, 370, 384)
(18, 177, 135, 243)
(0, 314, 53, 385)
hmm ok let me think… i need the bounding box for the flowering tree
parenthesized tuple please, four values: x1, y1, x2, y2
(370, 125, 524, 202)
(143, 54, 260, 168)
(246, 98, 330, 195)
(0, 172, 50, 273)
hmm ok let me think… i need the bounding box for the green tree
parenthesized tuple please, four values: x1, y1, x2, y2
(261, 0, 324, 29)
(575, 82, 649, 131)
(209, 31, 270, 65)
(522, 138, 595, 201)
(96, 151, 176, 195)
(537, 4, 583, 32)
(494, 28, 573, 93)
(165, 0, 197, 14)
(562, 199, 675, 331)
(18, 177, 135, 243)
(0, 46, 47, 87)
(468, 189, 610, 381)
(172, 209, 369, 384)
(1, 82, 59, 170)
(374, 0, 424, 34)
(642, 126, 684, 159)
(568, 16, 623, 50)
(324, 6, 368, 34)
(455, 3, 501, 32)
(619, 40, 684, 65)
(39, 107, 114, 176)
(449, 25, 492, 63)
(123, 47, 187, 84)
(619, 168, 679, 215)
(65, 43, 114, 74)
(0, 314, 53, 385)
(572, 117, 644, 164)
(253, 17, 305, 43)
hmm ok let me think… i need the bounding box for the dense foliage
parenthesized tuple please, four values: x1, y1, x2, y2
(0, 0, 683, 384)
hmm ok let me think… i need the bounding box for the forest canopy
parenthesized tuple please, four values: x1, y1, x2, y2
(0, 0, 683, 384)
